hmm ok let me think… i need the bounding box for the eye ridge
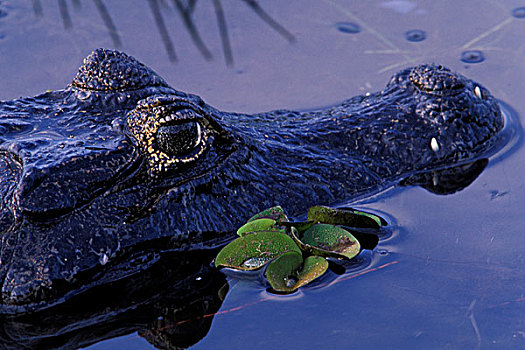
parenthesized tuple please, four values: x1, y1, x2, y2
(158, 107, 198, 124)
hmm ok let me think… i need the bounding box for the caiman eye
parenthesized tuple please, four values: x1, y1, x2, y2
(127, 96, 218, 174)
(155, 121, 202, 157)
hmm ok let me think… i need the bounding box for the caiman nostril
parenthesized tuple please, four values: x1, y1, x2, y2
(409, 64, 465, 95)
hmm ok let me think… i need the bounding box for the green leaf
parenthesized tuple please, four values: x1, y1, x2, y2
(341, 227, 379, 251)
(351, 210, 383, 227)
(248, 206, 288, 223)
(289, 226, 318, 256)
(266, 251, 303, 292)
(294, 256, 329, 289)
(289, 225, 345, 258)
(266, 252, 329, 292)
(307, 206, 383, 229)
(215, 231, 301, 270)
(237, 218, 285, 237)
(301, 224, 361, 260)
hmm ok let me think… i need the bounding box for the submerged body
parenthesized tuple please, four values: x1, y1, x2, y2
(0, 49, 503, 311)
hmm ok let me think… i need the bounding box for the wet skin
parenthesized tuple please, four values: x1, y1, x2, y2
(0, 49, 503, 311)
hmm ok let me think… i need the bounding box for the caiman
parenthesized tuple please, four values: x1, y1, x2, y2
(0, 48, 504, 312)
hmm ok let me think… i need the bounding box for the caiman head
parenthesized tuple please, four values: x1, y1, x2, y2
(0, 49, 504, 311)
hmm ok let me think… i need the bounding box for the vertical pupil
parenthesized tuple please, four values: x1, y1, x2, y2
(156, 122, 201, 156)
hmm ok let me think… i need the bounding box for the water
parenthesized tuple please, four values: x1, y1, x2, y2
(1, 1, 525, 348)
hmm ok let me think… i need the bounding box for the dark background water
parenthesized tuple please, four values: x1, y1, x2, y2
(1, 1, 525, 349)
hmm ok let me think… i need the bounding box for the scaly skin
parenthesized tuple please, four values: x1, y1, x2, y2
(0, 49, 503, 311)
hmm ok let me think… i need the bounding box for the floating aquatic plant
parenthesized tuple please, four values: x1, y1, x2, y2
(247, 205, 288, 223)
(215, 205, 383, 292)
(236, 218, 285, 237)
(290, 224, 360, 260)
(265, 252, 329, 292)
(307, 205, 383, 228)
(215, 230, 300, 270)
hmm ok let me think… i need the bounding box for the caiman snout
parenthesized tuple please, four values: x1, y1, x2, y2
(12, 146, 134, 219)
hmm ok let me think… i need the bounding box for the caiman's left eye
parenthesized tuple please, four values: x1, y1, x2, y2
(127, 96, 217, 174)
(155, 121, 202, 157)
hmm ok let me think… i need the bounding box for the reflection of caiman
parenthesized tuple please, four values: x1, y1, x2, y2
(1, 250, 229, 348)
(0, 49, 503, 311)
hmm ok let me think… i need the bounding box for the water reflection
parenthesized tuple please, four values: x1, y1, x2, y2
(58, 0, 72, 29)
(0, 250, 228, 349)
(32, 0, 295, 65)
(401, 158, 489, 195)
(147, 0, 177, 61)
(93, 0, 122, 47)
(31, 0, 43, 18)
(173, 0, 213, 61)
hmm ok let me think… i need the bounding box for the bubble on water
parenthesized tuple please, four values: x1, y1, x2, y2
(377, 249, 389, 256)
(512, 7, 525, 18)
(460, 50, 485, 64)
(405, 29, 426, 42)
(380, 1, 417, 14)
(284, 276, 298, 288)
(242, 257, 271, 269)
(336, 22, 361, 34)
